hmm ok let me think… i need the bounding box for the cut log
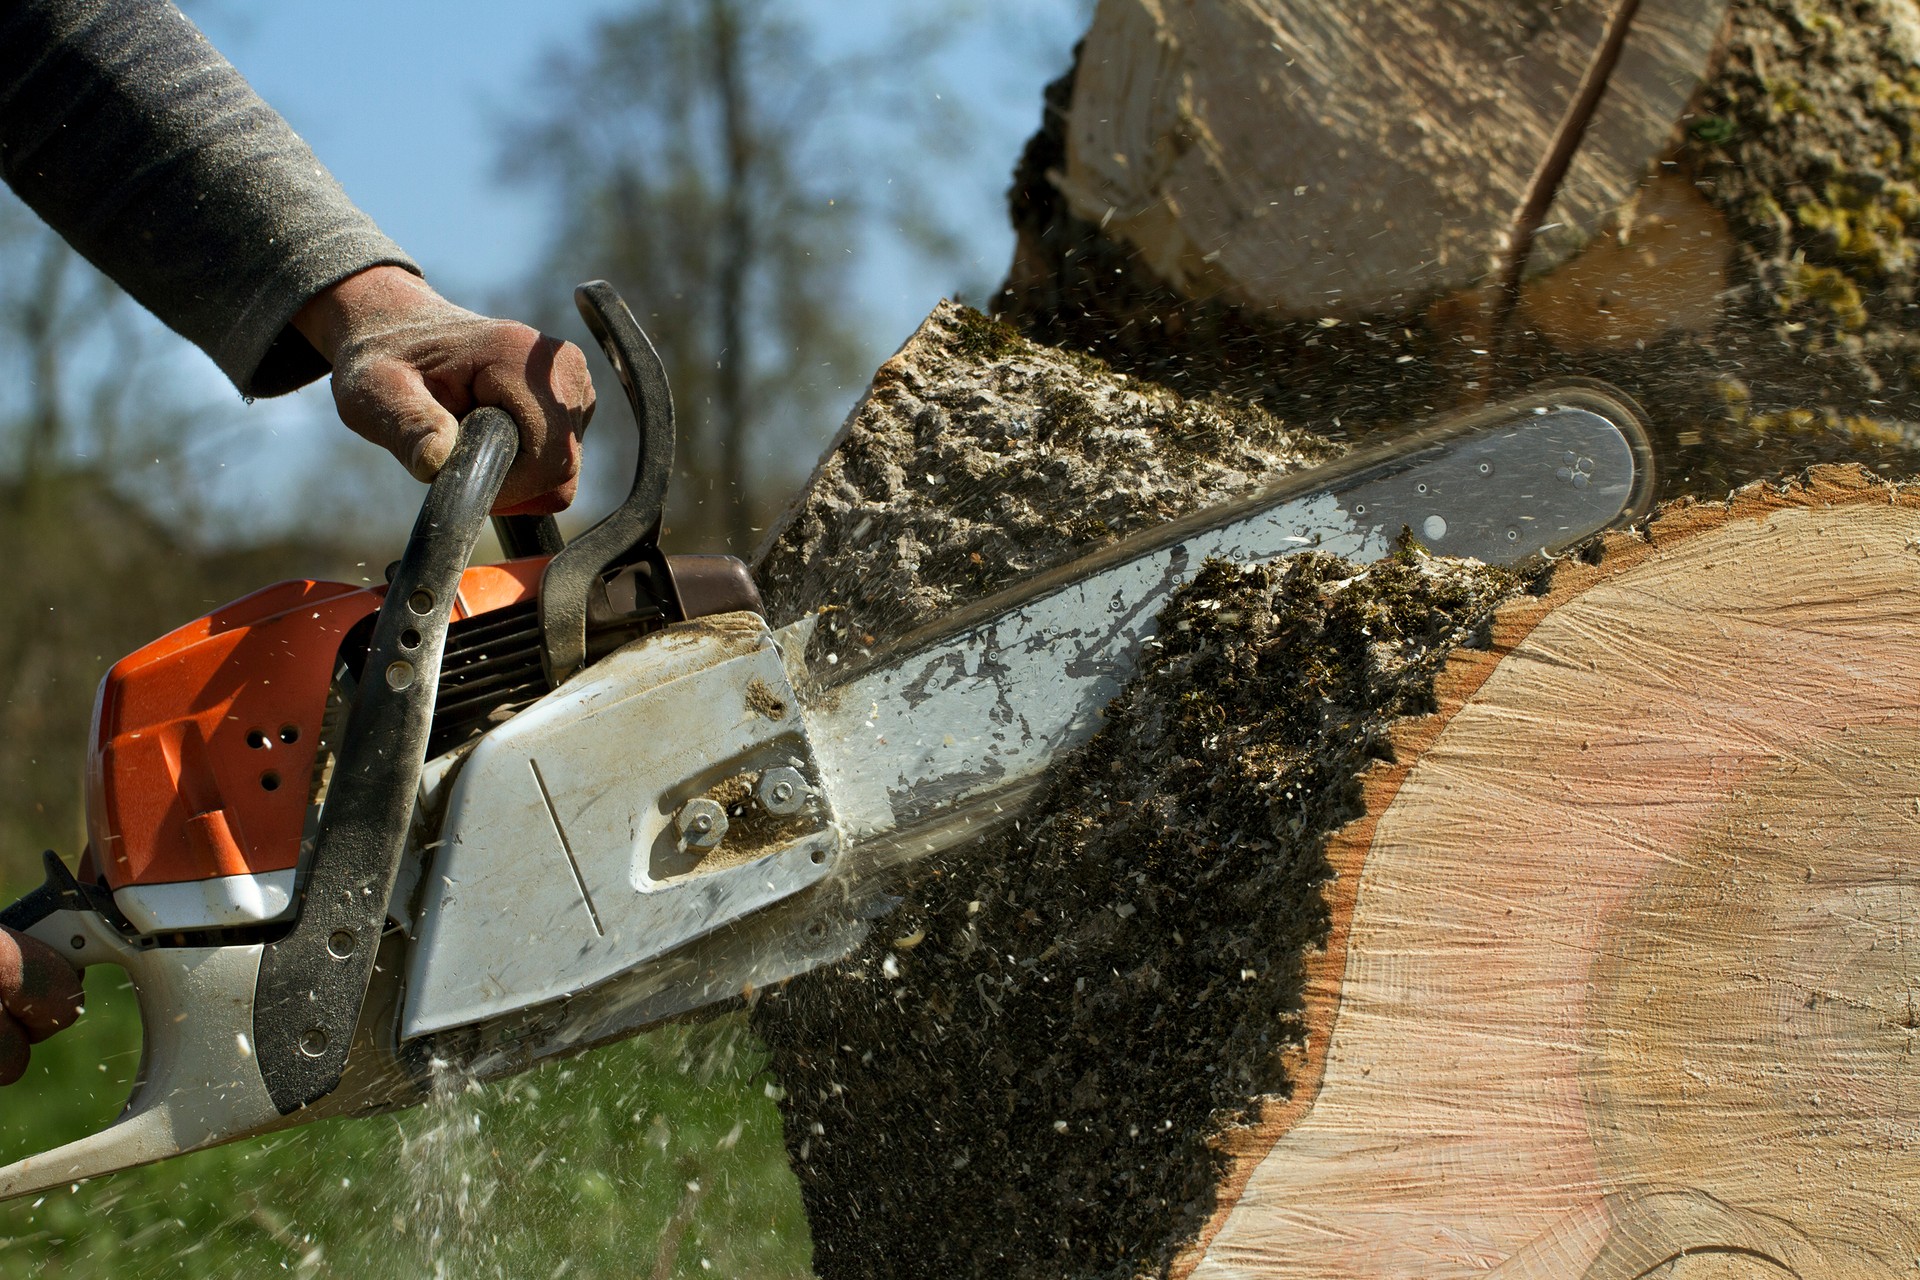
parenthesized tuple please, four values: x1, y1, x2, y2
(757, 463, 1920, 1277)
(753, 303, 1505, 1279)
(1181, 465, 1920, 1277)
(1054, 0, 1730, 318)
(747, 2, 1920, 1272)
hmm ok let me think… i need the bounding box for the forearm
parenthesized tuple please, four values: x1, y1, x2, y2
(291, 265, 438, 365)
(0, 0, 417, 396)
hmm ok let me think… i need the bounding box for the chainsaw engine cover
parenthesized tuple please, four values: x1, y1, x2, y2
(87, 562, 545, 934)
(398, 610, 838, 1039)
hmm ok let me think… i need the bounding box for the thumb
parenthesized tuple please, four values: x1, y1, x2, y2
(333, 355, 463, 483)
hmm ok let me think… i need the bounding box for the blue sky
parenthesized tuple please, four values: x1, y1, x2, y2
(152, 0, 1084, 533)
(193, 0, 1082, 308)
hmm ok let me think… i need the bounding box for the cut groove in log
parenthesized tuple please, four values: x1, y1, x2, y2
(757, 456, 1521, 1276)
(1181, 464, 1920, 1277)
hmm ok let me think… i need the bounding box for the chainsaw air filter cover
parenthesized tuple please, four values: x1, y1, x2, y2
(87, 561, 547, 934)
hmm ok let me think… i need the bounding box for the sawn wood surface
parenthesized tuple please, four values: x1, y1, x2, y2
(1180, 465, 1920, 1278)
(1058, 0, 1731, 317)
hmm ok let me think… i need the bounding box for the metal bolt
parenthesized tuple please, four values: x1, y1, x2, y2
(299, 1028, 328, 1058)
(676, 797, 729, 850)
(757, 767, 808, 815)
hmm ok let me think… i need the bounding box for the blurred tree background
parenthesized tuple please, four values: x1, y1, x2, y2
(0, 0, 1085, 1273)
(506, 0, 977, 550)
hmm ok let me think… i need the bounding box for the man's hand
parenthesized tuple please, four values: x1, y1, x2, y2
(293, 267, 595, 514)
(0, 928, 84, 1085)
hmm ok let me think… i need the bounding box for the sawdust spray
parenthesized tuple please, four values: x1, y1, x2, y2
(398, 1059, 501, 1277)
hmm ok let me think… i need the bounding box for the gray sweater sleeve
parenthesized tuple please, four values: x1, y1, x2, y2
(0, 0, 419, 397)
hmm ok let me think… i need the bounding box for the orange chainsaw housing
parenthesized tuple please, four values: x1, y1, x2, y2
(86, 560, 548, 897)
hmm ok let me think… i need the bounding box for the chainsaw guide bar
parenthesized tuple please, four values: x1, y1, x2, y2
(807, 383, 1651, 874)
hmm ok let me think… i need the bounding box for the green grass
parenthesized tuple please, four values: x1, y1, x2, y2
(0, 971, 812, 1278)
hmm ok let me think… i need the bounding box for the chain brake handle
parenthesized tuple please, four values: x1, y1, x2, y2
(531, 281, 677, 687)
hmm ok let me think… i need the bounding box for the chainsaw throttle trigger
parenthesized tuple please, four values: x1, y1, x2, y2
(251, 406, 519, 1115)
(0, 850, 123, 937)
(538, 280, 677, 687)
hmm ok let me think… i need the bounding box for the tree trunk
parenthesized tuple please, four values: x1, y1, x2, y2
(749, 0, 1920, 1274)
(759, 430, 1920, 1276)
(1000, 0, 1920, 501)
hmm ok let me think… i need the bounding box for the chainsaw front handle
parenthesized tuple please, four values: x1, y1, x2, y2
(252, 404, 516, 1112)
(0, 406, 518, 1198)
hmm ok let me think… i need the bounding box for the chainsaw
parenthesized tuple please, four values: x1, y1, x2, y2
(0, 282, 1654, 1199)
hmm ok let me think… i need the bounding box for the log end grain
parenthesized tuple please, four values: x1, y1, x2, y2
(1182, 464, 1920, 1277)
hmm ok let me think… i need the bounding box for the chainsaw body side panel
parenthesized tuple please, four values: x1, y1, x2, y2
(399, 611, 838, 1038)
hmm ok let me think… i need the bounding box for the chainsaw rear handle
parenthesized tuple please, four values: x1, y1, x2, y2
(0, 406, 519, 1199)
(0, 907, 285, 1200)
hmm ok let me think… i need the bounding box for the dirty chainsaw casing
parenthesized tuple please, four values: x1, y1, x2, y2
(0, 283, 1654, 1198)
(0, 283, 852, 1196)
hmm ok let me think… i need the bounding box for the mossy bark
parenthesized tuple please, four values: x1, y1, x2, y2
(755, 302, 1339, 650)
